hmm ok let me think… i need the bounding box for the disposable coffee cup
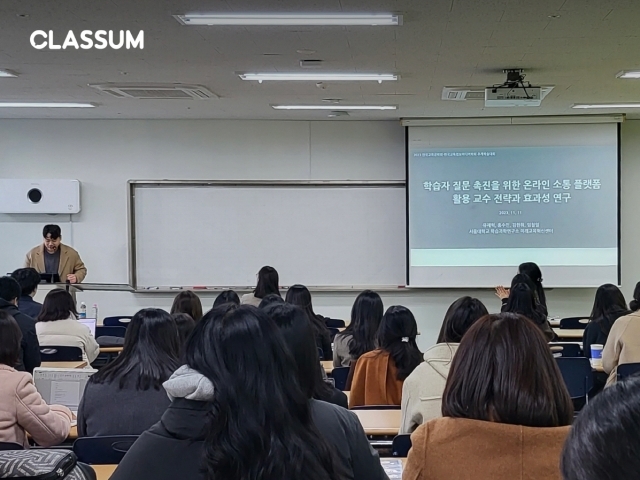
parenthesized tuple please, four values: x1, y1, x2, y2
(591, 344, 604, 367)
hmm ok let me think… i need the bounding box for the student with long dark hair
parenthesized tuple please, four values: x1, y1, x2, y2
(241, 265, 280, 307)
(212, 290, 240, 309)
(561, 376, 640, 480)
(630, 281, 640, 312)
(78, 308, 181, 436)
(404, 313, 573, 480)
(112, 305, 378, 480)
(264, 303, 347, 407)
(518, 262, 547, 311)
(333, 290, 383, 367)
(172, 313, 196, 352)
(583, 284, 629, 359)
(285, 284, 332, 361)
(170, 291, 203, 322)
(400, 297, 488, 433)
(496, 271, 548, 315)
(35, 288, 100, 363)
(503, 283, 556, 341)
(349, 305, 423, 408)
(258, 293, 285, 309)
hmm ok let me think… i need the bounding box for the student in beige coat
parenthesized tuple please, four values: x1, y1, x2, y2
(0, 312, 72, 448)
(35, 289, 100, 363)
(602, 310, 640, 386)
(400, 297, 488, 434)
(404, 313, 573, 480)
(24, 224, 87, 284)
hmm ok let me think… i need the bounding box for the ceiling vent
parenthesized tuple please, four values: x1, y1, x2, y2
(442, 86, 553, 101)
(89, 83, 218, 100)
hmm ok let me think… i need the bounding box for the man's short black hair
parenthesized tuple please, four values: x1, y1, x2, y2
(11, 268, 41, 296)
(0, 276, 21, 302)
(43, 224, 61, 239)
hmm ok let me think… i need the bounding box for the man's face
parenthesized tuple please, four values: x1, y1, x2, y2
(43, 234, 61, 253)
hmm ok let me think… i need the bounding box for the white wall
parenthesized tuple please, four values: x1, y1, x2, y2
(2, 119, 639, 350)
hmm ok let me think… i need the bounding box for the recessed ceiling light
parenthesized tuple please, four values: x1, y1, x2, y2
(616, 70, 640, 79)
(173, 13, 401, 26)
(271, 104, 397, 110)
(239, 73, 398, 83)
(0, 102, 96, 108)
(572, 103, 640, 109)
(0, 69, 18, 78)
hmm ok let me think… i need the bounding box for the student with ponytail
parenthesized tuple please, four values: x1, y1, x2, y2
(630, 282, 640, 312)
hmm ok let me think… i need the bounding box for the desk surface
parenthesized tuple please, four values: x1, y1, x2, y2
(40, 361, 88, 369)
(99, 347, 123, 353)
(352, 409, 401, 436)
(553, 328, 584, 339)
(93, 465, 117, 480)
(321, 361, 334, 374)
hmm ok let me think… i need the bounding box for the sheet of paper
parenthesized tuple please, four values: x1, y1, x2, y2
(51, 381, 81, 407)
(381, 459, 403, 479)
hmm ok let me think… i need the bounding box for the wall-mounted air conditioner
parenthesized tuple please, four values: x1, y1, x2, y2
(0, 179, 81, 214)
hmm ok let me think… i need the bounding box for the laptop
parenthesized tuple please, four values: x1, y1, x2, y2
(33, 367, 97, 415)
(78, 318, 97, 337)
(39, 273, 61, 284)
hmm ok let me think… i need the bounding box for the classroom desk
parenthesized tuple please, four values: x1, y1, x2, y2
(41, 361, 88, 369)
(593, 364, 605, 373)
(68, 425, 78, 440)
(92, 465, 117, 480)
(321, 361, 334, 375)
(553, 328, 584, 340)
(352, 409, 401, 436)
(99, 347, 123, 353)
(548, 318, 561, 327)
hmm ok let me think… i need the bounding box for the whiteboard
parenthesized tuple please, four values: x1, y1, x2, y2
(132, 182, 407, 288)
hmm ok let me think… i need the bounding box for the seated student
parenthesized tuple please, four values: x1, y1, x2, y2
(78, 308, 181, 437)
(0, 276, 40, 373)
(333, 290, 383, 368)
(496, 272, 548, 315)
(403, 313, 573, 480)
(241, 265, 280, 307)
(11, 268, 43, 319)
(35, 289, 100, 363)
(583, 284, 629, 359)
(0, 311, 72, 447)
(170, 291, 203, 322)
(602, 307, 640, 386)
(171, 313, 195, 353)
(258, 293, 285, 309)
(400, 296, 488, 434)
(285, 284, 332, 361)
(561, 376, 640, 480)
(111, 305, 387, 480)
(349, 305, 423, 408)
(264, 303, 348, 408)
(212, 289, 240, 309)
(502, 283, 556, 341)
(518, 262, 548, 313)
(630, 281, 640, 312)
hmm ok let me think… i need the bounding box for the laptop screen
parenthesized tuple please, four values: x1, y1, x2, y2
(78, 318, 96, 337)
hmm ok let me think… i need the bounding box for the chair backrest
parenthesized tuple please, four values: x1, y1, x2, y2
(391, 434, 412, 457)
(0, 442, 23, 451)
(73, 436, 138, 465)
(102, 316, 133, 328)
(617, 363, 640, 380)
(555, 357, 594, 400)
(559, 317, 590, 329)
(325, 318, 346, 328)
(95, 326, 127, 339)
(331, 366, 350, 391)
(350, 405, 401, 410)
(549, 343, 582, 358)
(327, 327, 340, 341)
(39, 346, 83, 361)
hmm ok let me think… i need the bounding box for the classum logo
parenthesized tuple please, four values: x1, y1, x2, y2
(30, 30, 144, 50)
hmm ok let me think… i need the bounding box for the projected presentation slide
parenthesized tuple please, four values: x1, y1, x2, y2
(407, 124, 619, 287)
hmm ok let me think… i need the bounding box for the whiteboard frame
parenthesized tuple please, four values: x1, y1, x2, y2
(127, 180, 407, 291)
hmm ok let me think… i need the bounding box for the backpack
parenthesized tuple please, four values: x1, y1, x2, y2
(0, 450, 95, 480)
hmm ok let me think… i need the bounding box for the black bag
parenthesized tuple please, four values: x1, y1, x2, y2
(0, 450, 95, 480)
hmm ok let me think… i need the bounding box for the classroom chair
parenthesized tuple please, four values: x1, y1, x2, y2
(350, 405, 401, 411)
(39, 346, 83, 362)
(95, 326, 126, 339)
(325, 318, 346, 329)
(331, 367, 350, 391)
(556, 357, 594, 411)
(328, 327, 340, 341)
(0, 442, 23, 451)
(617, 363, 640, 381)
(549, 343, 582, 358)
(559, 317, 589, 329)
(102, 316, 133, 328)
(73, 436, 138, 465)
(391, 435, 412, 457)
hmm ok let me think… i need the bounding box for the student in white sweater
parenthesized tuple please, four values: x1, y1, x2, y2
(35, 289, 100, 363)
(400, 296, 488, 434)
(240, 266, 281, 307)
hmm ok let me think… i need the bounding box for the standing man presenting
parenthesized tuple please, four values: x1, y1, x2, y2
(24, 224, 87, 283)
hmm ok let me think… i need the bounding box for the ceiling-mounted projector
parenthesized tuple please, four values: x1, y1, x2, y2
(485, 69, 542, 107)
